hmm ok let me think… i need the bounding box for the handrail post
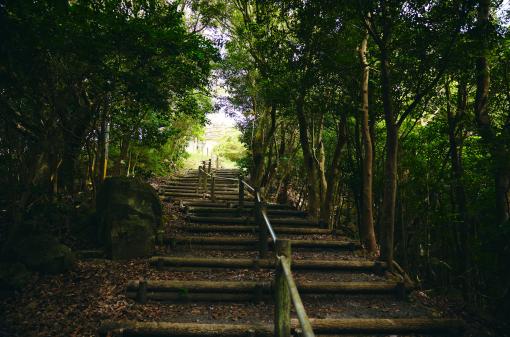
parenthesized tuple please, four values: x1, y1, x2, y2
(197, 166, 202, 194)
(137, 279, 148, 304)
(238, 175, 245, 215)
(208, 158, 212, 174)
(211, 174, 216, 202)
(275, 240, 291, 337)
(202, 163, 207, 195)
(255, 189, 268, 258)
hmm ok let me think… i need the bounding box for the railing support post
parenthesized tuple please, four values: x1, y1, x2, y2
(137, 279, 148, 304)
(238, 175, 245, 214)
(211, 174, 216, 202)
(202, 163, 207, 195)
(197, 166, 202, 194)
(208, 158, 212, 174)
(255, 190, 268, 258)
(275, 240, 291, 337)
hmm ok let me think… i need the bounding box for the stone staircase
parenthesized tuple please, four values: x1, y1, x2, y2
(98, 168, 464, 336)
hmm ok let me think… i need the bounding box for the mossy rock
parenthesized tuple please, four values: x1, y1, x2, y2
(0, 262, 32, 291)
(96, 177, 162, 260)
(14, 235, 76, 274)
(70, 208, 98, 246)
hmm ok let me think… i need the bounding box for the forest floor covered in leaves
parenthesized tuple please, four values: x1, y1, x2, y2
(0, 190, 506, 337)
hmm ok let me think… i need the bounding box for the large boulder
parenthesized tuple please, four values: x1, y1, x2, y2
(12, 234, 75, 274)
(96, 177, 162, 260)
(0, 262, 32, 291)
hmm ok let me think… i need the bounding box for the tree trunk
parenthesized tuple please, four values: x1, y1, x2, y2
(358, 29, 378, 254)
(251, 105, 276, 189)
(296, 88, 321, 220)
(97, 111, 110, 182)
(446, 78, 471, 298)
(379, 23, 398, 270)
(115, 135, 130, 176)
(474, 0, 510, 225)
(321, 120, 346, 228)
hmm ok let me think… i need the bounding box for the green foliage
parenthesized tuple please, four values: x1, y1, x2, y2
(214, 132, 247, 163)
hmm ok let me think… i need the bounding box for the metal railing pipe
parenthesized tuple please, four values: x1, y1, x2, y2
(279, 255, 315, 337)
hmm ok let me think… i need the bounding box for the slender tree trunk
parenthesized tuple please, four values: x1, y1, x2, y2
(251, 106, 276, 189)
(296, 89, 321, 220)
(358, 30, 378, 254)
(379, 21, 398, 270)
(97, 109, 110, 183)
(474, 0, 510, 225)
(115, 136, 130, 176)
(446, 78, 471, 298)
(321, 120, 346, 227)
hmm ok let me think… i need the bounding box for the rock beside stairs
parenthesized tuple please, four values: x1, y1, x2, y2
(96, 177, 162, 259)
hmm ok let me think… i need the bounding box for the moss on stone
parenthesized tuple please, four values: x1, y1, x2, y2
(96, 177, 162, 260)
(14, 235, 76, 274)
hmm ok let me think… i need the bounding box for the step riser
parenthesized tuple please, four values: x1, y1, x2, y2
(187, 217, 317, 227)
(177, 225, 331, 235)
(162, 195, 254, 201)
(163, 189, 240, 194)
(163, 238, 359, 250)
(99, 320, 465, 337)
(182, 201, 296, 210)
(187, 208, 307, 217)
(126, 281, 402, 297)
(150, 257, 385, 272)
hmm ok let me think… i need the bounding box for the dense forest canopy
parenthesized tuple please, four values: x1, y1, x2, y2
(189, 0, 510, 318)
(1, 0, 510, 329)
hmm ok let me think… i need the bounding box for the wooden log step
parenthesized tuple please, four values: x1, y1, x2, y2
(163, 182, 237, 186)
(165, 177, 236, 181)
(162, 194, 255, 202)
(162, 191, 240, 197)
(181, 201, 295, 210)
(187, 207, 307, 217)
(76, 249, 105, 259)
(308, 318, 465, 335)
(179, 224, 331, 235)
(99, 318, 464, 336)
(162, 188, 239, 194)
(163, 184, 238, 189)
(150, 256, 385, 272)
(163, 193, 253, 200)
(125, 280, 403, 299)
(98, 321, 272, 337)
(163, 236, 360, 250)
(187, 216, 317, 227)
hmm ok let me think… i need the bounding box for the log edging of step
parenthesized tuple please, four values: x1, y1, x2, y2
(178, 224, 332, 235)
(125, 279, 405, 302)
(98, 321, 273, 337)
(162, 236, 360, 250)
(187, 215, 316, 227)
(98, 318, 465, 336)
(149, 256, 386, 272)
